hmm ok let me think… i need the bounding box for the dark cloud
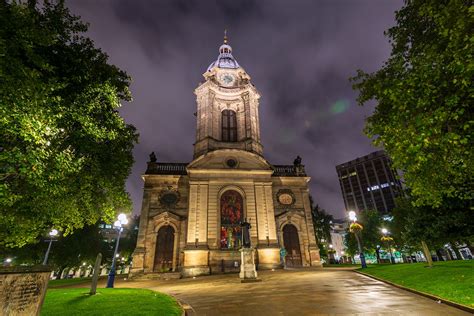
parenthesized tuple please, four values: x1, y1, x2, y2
(69, 0, 402, 219)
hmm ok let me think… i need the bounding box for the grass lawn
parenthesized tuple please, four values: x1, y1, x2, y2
(360, 260, 474, 308)
(41, 288, 182, 316)
(323, 263, 360, 267)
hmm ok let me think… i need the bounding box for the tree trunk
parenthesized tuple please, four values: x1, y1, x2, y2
(375, 247, 381, 264)
(435, 249, 444, 261)
(421, 240, 433, 268)
(445, 248, 453, 260)
(56, 265, 67, 279)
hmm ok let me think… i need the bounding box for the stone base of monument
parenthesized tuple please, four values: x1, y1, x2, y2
(239, 247, 261, 283)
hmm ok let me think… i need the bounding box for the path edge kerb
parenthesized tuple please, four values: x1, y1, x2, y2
(173, 295, 196, 316)
(354, 270, 474, 314)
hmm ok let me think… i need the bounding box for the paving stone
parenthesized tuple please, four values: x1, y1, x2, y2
(96, 269, 470, 315)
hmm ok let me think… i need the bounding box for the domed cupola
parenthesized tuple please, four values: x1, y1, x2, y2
(207, 32, 240, 71)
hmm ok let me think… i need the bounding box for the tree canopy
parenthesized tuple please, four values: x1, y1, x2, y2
(392, 195, 473, 250)
(0, 1, 138, 247)
(351, 0, 473, 207)
(344, 210, 385, 256)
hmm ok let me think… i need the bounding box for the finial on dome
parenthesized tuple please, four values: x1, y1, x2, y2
(223, 29, 228, 44)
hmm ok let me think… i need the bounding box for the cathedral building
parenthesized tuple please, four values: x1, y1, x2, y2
(130, 35, 321, 278)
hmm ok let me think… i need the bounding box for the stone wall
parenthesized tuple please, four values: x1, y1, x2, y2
(0, 266, 51, 316)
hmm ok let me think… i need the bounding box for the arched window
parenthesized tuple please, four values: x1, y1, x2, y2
(222, 110, 237, 142)
(220, 190, 243, 249)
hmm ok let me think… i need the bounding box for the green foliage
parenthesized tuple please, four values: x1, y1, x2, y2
(311, 203, 334, 259)
(361, 261, 474, 307)
(2, 218, 138, 276)
(42, 288, 183, 316)
(0, 1, 138, 247)
(344, 210, 385, 256)
(392, 194, 473, 249)
(351, 0, 474, 207)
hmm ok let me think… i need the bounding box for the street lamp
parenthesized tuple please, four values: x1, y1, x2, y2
(381, 228, 395, 264)
(42, 229, 59, 265)
(348, 211, 367, 269)
(106, 213, 128, 288)
(4, 258, 12, 267)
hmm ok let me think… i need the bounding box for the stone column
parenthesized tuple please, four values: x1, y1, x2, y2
(255, 182, 281, 269)
(302, 189, 322, 267)
(183, 181, 210, 277)
(130, 188, 152, 277)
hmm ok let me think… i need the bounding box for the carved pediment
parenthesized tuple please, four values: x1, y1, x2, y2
(187, 149, 272, 171)
(275, 208, 305, 220)
(152, 211, 182, 224)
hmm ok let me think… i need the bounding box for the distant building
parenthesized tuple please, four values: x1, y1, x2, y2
(336, 150, 402, 214)
(329, 219, 347, 261)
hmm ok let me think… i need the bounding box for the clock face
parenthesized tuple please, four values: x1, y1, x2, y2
(278, 193, 294, 205)
(219, 73, 235, 86)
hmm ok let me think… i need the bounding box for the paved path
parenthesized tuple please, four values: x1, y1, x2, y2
(101, 269, 469, 315)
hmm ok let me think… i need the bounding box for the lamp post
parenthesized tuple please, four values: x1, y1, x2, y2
(42, 229, 59, 265)
(106, 213, 128, 288)
(381, 228, 395, 264)
(348, 211, 367, 269)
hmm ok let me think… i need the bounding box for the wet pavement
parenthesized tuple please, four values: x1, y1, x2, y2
(73, 268, 470, 315)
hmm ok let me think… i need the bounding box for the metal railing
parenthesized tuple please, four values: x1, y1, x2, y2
(146, 162, 188, 175)
(272, 165, 306, 177)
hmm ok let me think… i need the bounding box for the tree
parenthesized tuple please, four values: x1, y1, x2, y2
(351, 0, 473, 208)
(392, 194, 473, 262)
(2, 224, 105, 278)
(0, 1, 138, 247)
(311, 204, 334, 244)
(344, 210, 384, 258)
(311, 203, 334, 260)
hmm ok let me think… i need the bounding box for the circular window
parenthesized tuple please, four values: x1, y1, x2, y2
(226, 159, 238, 168)
(160, 193, 178, 207)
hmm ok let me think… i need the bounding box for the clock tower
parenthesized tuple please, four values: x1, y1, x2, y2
(194, 35, 263, 158)
(130, 34, 321, 279)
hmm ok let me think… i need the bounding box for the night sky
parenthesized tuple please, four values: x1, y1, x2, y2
(69, 0, 402, 219)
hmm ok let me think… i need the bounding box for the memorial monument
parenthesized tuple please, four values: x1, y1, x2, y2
(239, 219, 259, 281)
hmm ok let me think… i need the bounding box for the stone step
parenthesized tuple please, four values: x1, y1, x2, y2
(131, 272, 182, 281)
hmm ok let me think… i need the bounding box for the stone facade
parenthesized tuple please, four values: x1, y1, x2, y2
(130, 37, 321, 278)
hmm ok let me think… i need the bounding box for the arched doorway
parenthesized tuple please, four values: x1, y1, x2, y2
(283, 224, 302, 267)
(154, 225, 175, 272)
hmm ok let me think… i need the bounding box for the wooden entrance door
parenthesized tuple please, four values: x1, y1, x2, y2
(283, 224, 302, 267)
(154, 225, 175, 272)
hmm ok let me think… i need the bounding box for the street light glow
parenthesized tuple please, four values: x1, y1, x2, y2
(118, 213, 128, 225)
(381, 228, 388, 234)
(348, 210, 356, 221)
(114, 220, 122, 228)
(5, 258, 12, 263)
(49, 229, 58, 237)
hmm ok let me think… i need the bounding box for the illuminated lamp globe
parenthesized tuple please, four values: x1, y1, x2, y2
(348, 211, 356, 221)
(49, 229, 59, 237)
(118, 213, 128, 223)
(381, 228, 388, 235)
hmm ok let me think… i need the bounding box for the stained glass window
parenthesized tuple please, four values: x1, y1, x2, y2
(220, 190, 243, 249)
